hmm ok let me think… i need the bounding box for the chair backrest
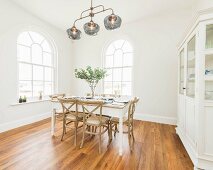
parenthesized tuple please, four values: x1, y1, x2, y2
(78, 100, 104, 120)
(49, 93, 65, 101)
(128, 97, 140, 122)
(58, 98, 78, 116)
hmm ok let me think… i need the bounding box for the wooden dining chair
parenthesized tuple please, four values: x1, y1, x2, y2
(111, 97, 139, 151)
(79, 100, 112, 153)
(58, 98, 83, 146)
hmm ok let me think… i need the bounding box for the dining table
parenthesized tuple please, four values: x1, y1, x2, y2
(51, 96, 130, 156)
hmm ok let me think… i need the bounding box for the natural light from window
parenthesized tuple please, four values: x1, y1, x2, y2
(104, 40, 133, 95)
(17, 31, 54, 98)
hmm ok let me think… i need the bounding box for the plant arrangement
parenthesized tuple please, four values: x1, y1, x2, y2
(75, 66, 107, 98)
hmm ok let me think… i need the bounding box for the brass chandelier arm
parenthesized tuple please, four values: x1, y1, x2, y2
(80, 5, 107, 18)
(73, 14, 91, 26)
(74, 7, 114, 26)
(93, 5, 105, 11)
(80, 8, 91, 18)
(93, 8, 114, 15)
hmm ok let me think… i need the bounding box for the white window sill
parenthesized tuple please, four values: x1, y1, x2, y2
(11, 99, 50, 106)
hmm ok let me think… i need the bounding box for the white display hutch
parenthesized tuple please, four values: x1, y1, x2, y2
(177, 10, 213, 170)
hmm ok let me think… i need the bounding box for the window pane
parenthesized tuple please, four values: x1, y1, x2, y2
(113, 82, 122, 95)
(206, 24, 213, 49)
(33, 65, 43, 81)
(123, 53, 133, 66)
(105, 55, 113, 68)
(19, 63, 32, 80)
(122, 68, 132, 81)
(44, 82, 53, 95)
(106, 44, 115, 55)
(41, 40, 52, 53)
(19, 81, 32, 97)
(29, 31, 44, 44)
(43, 52, 52, 66)
(114, 40, 125, 49)
(113, 68, 122, 81)
(114, 49, 123, 67)
(122, 82, 132, 95)
(33, 81, 43, 96)
(17, 32, 32, 46)
(32, 44, 43, 64)
(44, 67, 52, 81)
(17, 45, 31, 62)
(122, 41, 133, 53)
(105, 69, 112, 81)
(104, 82, 112, 94)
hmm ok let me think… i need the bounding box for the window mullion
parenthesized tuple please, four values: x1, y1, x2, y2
(43, 66, 45, 96)
(42, 48, 45, 96)
(30, 44, 33, 98)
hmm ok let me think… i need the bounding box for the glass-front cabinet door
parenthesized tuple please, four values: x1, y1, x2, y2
(205, 24, 213, 100)
(179, 49, 185, 95)
(186, 36, 196, 98)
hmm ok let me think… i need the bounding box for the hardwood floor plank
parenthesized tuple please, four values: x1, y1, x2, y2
(0, 119, 193, 170)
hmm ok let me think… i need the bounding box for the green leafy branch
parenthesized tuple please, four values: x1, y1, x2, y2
(75, 66, 107, 85)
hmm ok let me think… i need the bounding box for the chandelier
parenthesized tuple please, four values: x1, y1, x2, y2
(67, 0, 122, 40)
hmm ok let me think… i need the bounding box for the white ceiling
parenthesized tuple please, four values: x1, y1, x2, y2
(11, 0, 196, 31)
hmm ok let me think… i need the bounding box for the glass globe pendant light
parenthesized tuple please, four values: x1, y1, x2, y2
(67, 26, 81, 40)
(84, 20, 100, 36)
(104, 14, 122, 30)
(67, 0, 122, 40)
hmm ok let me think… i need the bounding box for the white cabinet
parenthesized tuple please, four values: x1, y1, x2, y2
(177, 10, 213, 170)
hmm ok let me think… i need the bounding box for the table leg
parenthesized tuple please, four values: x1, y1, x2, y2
(51, 109, 56, 136)
(119, 115, 123, 156)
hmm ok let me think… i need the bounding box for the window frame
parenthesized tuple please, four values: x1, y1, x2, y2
(17, 31, 56, 100)
(103, 39, 133, 96)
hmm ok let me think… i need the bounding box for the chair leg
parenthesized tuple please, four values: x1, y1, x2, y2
(80, 124, 86, 149)
(128, 123, 133, 152)
(54, 113, 57, 127)
(61, 118, 66, 141)
(92, 126, 96, 137)
(99, 126, 102, 154)
(74, 121, 78, 146)
(132, 128, 135, 142)
(107, 121, 112, 146)
(114, 124, 118, 137)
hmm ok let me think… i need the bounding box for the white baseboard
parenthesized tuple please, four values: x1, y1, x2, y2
(0, 112, 51, 133)
(134, 113, 177, 125)
(0, 112, 176, 133)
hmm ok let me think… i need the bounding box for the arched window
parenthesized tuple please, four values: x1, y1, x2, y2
(104, 40, 133, 95)
(17, 31, 55, 98)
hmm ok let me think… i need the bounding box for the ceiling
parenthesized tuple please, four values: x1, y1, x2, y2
(11, 0, 196, 31)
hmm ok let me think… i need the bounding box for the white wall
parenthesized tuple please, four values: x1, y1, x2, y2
(72, 10, 194, 123)
(195, 0, 213, 11)
(0, 0, 74, 132)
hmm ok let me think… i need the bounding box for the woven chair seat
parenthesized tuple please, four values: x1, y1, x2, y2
(86, 116, 109, 125)
(66, 112, 84, 121)
(111, 117, 128, 124)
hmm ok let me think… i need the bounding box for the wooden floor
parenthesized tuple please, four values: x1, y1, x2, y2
(0, 119, 193, 170)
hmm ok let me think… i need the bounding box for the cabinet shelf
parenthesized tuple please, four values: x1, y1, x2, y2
(205, 75, 213, 81)
(205, 49, 213, 55)
(205, 100, 213, 106)
(188, 78, 195, 82)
